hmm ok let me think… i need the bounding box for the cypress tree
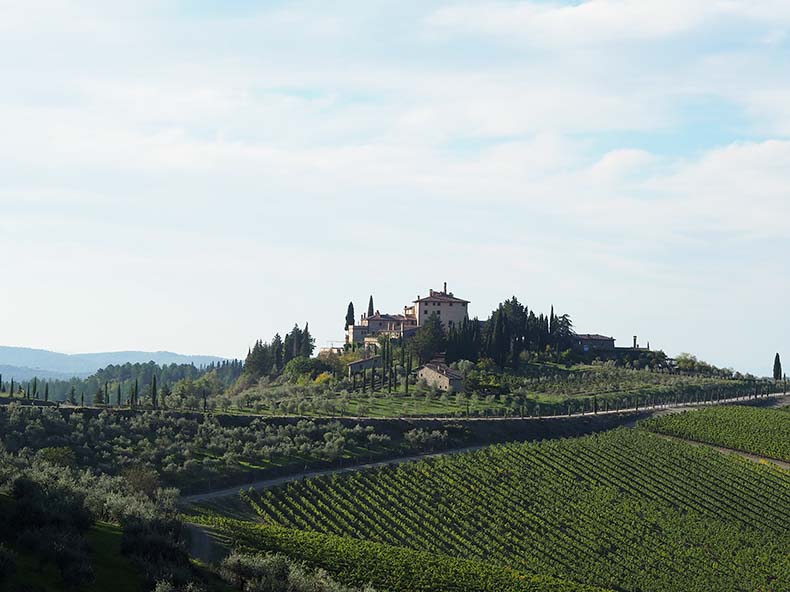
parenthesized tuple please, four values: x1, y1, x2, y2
(151, 375, 158, 408)
(300, 323, 315, 358)
(774, 353, 783, 381)
(9, 379, 13, 397)
(367, 295, 374, 318)
(345, 302, 355, 330)
(134, 379, 139, 406)
(80, 392, 84, 407)
(116, 383, 121, 407)
(272, 334, 284, 372)
(69, 386, 76, 405)
(405, 355, 411, 395)
(32, 378, 38, 399)
(44, 383, 49, 403)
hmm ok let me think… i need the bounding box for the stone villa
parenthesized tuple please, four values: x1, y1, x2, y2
(575, 334, 651, 355)
(346, 283, 470, 347)
(416, 362, 465, 393)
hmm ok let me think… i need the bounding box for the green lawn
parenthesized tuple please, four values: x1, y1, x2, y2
(2, 522, 143, 592)
(227, 363, 772, 419)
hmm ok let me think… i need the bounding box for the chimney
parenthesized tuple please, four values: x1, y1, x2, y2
(633, 336, 637, 349)
(443, 281, 447, 293)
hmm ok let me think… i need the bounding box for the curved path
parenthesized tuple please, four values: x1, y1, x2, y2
(182, 443, 488, 504)
(652, 433, 790, 471)
(183, 393, 788, 505)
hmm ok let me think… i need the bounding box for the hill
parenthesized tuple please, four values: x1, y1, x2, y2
(641, 405, 790, 461)
(197, 429, 790, 592)
(0, 346, 226, 379)
(0, 364, 79, 381)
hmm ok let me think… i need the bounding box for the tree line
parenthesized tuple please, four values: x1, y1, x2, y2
(409, 297, 576, 367)
(0, 359, 242, 408)
(244, 323, 315, 378)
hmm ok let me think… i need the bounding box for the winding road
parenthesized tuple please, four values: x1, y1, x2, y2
(182, 443, 489, 504)
(182, 392, 788, 505)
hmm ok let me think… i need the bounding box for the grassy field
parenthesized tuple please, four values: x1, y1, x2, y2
(640, 405, 790, 461)
(194, 429, 790, 592)
(230, 363, 774, 419)
(1, 522, 143, 592)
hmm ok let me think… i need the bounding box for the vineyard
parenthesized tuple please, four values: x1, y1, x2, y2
(640, 405, 790, 461)
(194, 429, 790, 592)
(197, 519, 612, 592)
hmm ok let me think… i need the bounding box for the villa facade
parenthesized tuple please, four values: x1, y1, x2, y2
(346, 283, 469, 346)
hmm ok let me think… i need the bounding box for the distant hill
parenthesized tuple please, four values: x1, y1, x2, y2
(0, 364, 80, 382)
(0, 346, 227, 380)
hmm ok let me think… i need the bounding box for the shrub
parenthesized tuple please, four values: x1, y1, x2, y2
(0, 544, 16, 582)
(219, 552, 375, 592)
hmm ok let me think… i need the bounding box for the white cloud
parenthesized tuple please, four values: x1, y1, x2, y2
(648, 140, 790, 235)
(427, 0, 790, 47)
(0, 2, 788, 372)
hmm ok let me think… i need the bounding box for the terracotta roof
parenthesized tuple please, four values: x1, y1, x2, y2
(366, 313, 414, 321)
(347, 355, 381, 367)
(413, 290, 470, 304)
(576, 334, 615, 341)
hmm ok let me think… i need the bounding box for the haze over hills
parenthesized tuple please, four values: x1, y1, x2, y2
(0, 346, 227, 380)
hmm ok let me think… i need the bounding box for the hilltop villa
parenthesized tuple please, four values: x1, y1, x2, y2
(346, 283, 470, 347)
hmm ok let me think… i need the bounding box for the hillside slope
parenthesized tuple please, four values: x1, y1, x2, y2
(0, 345, 226, 378)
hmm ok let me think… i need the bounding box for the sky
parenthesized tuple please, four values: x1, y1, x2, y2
(1, 0, 788, 375)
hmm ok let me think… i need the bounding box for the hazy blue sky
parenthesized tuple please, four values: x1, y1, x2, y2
(1, 1, 788, 375)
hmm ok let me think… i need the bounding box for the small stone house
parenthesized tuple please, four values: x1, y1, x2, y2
(416, 363, 464, 393)
(347, 355, 382, 377)
(575, 334, 616, 352)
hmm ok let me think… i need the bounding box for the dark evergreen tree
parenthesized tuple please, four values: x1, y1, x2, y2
(44, 382, 49, 402)
(160, 383, 170, 409)
(151, 375, 158, 408)
(116, 383, 121, 407)
(345, 301, 355, 330)
(300, 323, 315, 358)
(283, 324, 304, 364)
(245, 339, 269, 376)
(410, 313, 446, 364)
(272, 333, 284, 372)
(367, 295, 374, 318)
(774, 353, 783, 381)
